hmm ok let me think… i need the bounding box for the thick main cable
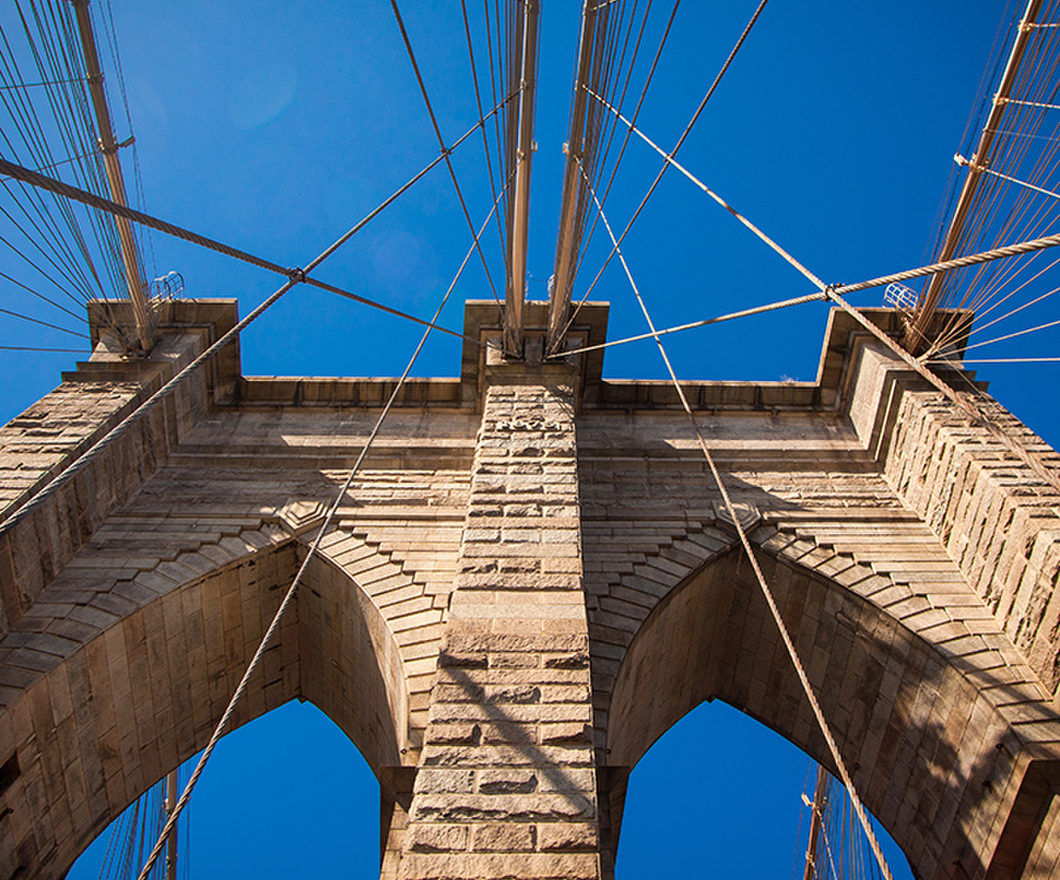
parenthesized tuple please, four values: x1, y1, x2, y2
(134, 186, 505, 880)
(583, 170, 896, 880)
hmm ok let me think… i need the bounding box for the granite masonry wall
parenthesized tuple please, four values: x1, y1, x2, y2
(0, 307, 1057, 879)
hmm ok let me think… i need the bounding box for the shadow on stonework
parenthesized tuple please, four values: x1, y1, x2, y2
(427, 658, 596, 810)
(0, 540, 406, 880)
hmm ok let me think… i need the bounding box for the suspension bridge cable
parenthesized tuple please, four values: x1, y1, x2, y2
(0, 140, 474, 535)
(0, 104, 514, 347)
(0, 304, 87, 337)
(933, 253, 1060, 352)
(558, 0, 770, 348)
(589, 89, 828, 288)
(572, 0, 676, 285)
(0, 344, 86, 352)
(580, 161, 897, 880)
(554, 291, 828, 358)
(959, 314, 1060, 351)
(134, 185, 505, 880)
(389, 0, 504, 310)
(0, 156, 289, 275)
(831, 231, 1060, 295)
(0, 156, 485, 347)
(934, 355, 1060, 362)
(460, 0, 508, 271)
(584, 79, 1060, 485)
(0, 95, 510, 284)
(0, 266, 89, 324)
(949, 273, 1060, 347)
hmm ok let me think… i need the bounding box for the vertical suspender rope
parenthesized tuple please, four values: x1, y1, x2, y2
(577, 159, 896, 880)
(134, 184, 509, 880)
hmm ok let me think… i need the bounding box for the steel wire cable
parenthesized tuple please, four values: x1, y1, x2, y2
(461, 0, 508, 272)
(0, 199, 101, 305)
(390, 0, 504, 310)
(0, 303, 87, 336)
(0, 98, 514, 349)
(0, 119, 498, 535)
(572, 0, 668, 285)
(559, 0, 770, 347)
(578, 159, 897, 880)
(570, 0, 652, 281)
(133, 181, 508, 880)
(927, 2, 1060, 355)
(561, 104, 1060, 490)
(31, 0, 123, 295)
(2, 7, 111, 302)
(0, 265, 89, 324)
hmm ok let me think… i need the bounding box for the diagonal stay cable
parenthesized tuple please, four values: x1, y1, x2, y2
(578, 107, 1060, 486)
(554, 290, 829, 358)
(0, 94, 505, 282)
(0, 154, 488, 347)
(581, 166, 896, 880)
(134, 184, 505, 880)
(563, 236, 1060, 360)
(389, 0, 503, 310)
(558, 0, 770, 347)
(587, 87, 827, 288)
(572, 84, 1060, 493)
(0, 144, 478, 536)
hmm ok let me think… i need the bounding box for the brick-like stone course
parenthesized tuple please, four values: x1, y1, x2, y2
(387, 371, 601, 880)
(1, 308, 1060, 880)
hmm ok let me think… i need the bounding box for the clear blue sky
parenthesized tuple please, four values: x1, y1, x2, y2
(1, 1, 1054, 877)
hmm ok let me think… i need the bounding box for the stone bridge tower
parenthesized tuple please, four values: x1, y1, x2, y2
(0, 298, 1059, 880)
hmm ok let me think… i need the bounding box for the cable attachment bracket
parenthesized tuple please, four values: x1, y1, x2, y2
(288, 267, 307, 284)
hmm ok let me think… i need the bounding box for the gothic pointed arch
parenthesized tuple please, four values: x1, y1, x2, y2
(0, 535, 407, 880)
(604, 530, 1060, 880)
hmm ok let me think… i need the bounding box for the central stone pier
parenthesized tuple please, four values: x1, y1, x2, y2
(386, 364, 603, 880)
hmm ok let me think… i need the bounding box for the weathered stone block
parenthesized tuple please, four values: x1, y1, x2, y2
(471, 823, 536, 852)
(407, 823, 470, 853)
(414, 769, 476, 795)
(477, 769, 538, 794)
(537, 822, 599, 852)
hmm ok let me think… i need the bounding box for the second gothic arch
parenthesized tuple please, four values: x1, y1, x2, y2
(602, 534, 1060, 880)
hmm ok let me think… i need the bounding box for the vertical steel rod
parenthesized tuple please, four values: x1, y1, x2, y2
(907, 0, 1043, 353)
(504, 0, 540, 356)
(165, 770, 178, 880)
(71, 0, 153, 351)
